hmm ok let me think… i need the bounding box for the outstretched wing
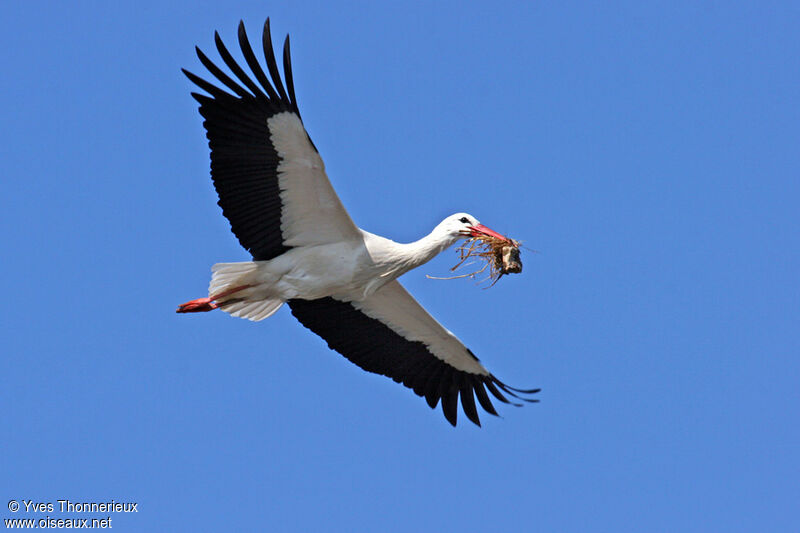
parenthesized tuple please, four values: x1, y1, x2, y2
(183, 19, 360, 261)
(288, 281, 539, 427)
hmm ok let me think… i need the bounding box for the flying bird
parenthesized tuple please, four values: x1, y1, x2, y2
(178, 19, 539, 426)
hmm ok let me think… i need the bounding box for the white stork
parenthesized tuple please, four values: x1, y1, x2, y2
(178, 19, 539, 426)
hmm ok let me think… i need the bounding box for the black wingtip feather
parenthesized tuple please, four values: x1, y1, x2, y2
(485, 379, 523, 407)
(473, 379, 499, 416)
(493, 378, 542, 395)
(183, 68, 233, 100)
(423, 364, 446, 408)
(238, 20, 280, 102)
(497, 387, 540, 403)
(282, 35, 300, 116)
(492, 376, 542, 403)
(262, 19, 289, 102)
(459, 378, 481, 427)
(195, 46, 252, 99)
(425, 393, 439, 410)
(441, 388, 459, 427)
(214, 29, 266, 100)
(189, 91, 213, 105)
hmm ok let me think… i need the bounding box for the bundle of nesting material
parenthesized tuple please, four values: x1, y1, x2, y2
(429, 233, 523, 287)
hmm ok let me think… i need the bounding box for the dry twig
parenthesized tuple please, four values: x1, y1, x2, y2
(427, 233, 523, 287)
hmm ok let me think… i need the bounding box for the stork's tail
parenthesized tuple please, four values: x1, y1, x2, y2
(176, 262, 284, 321)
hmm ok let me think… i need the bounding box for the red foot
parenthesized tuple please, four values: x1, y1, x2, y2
(176, 284, 253, 314)
(176, 297, 218, 313)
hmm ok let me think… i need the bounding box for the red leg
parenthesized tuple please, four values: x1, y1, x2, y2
(176, 284, 252, 314)
(176, 297, 219, 313)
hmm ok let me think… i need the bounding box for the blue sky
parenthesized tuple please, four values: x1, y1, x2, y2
(2, 1, 798, 531)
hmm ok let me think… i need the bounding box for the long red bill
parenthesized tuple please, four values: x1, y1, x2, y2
(469, 223, 509, 241)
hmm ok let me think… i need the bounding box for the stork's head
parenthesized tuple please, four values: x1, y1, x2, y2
(441, 212, 510, 242)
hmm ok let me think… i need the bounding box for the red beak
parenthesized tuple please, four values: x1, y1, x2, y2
(469, 223, 509, 241)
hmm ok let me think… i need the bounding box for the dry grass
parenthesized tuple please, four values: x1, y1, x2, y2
(429, 233, 523, 287)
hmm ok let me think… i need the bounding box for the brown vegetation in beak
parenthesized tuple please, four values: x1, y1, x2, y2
(429, 233, 523, 287)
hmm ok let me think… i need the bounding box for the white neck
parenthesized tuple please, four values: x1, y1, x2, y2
(392, 227, 459, 274)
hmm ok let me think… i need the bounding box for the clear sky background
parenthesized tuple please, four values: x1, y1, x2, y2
(2, 1, 798, 531)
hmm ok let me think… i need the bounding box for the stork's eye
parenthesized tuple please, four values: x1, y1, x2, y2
(459, 217, 470, 223)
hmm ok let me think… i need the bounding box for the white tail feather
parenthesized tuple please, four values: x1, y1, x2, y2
(209, 262, 284, 322)
(209, 262, 259, 295)
(220, 298, 283, 322)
